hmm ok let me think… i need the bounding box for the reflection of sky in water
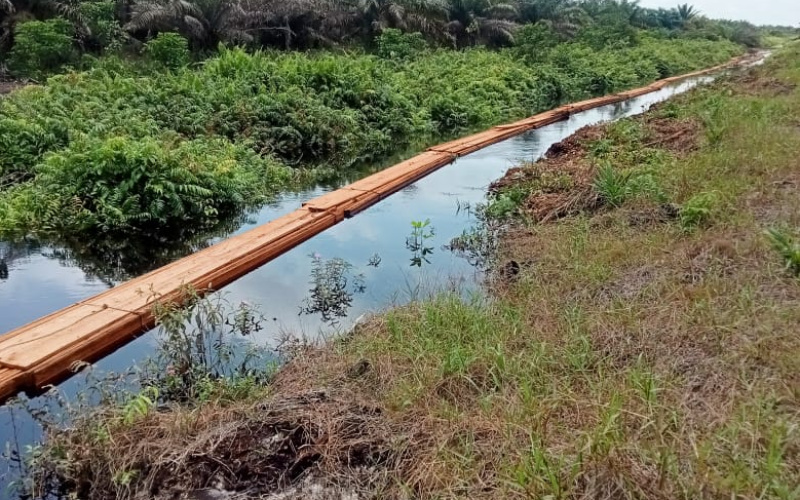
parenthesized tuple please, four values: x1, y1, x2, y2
(0, 78, 716, 495)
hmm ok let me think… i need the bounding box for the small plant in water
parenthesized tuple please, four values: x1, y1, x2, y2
(367, 253, 382, 267)
(407, 219, 435, 267)
(147, 289, 271, 402)
(301, 254, 366, 323)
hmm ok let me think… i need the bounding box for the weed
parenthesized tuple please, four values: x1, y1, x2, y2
(766, 227, 800, 276)
(301, 254, 366, 322)
(147, 289, 272, 402)
(593, 163, 634, 207)
(407, 219, 435, 267)
(680, 191, 719, 231)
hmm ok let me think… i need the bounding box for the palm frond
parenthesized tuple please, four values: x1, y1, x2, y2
(485, 3, 517, 20)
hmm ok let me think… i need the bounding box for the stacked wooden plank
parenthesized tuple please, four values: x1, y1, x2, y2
(0, 54, 748, 403)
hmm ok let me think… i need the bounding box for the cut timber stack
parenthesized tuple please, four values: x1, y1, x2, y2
(0, 54, 748, 403)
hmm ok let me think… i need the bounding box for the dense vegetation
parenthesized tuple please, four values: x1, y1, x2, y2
(0, 36, 743, 235)
(0, 0, 773, 65)
(20, 43, 800, 499)
(0, 0, 785, 237)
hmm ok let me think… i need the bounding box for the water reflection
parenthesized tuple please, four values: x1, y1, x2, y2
(300, 254, 366, 324)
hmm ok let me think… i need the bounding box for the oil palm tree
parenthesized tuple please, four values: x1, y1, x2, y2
(446, 0, 517, 48)
(676, 3, 697, 27)
(518, 0, 586, 39)
(340, 0, 448, 41)
(125, 0, 252, 49)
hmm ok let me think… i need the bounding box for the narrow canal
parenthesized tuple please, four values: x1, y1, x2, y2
(0, 74, 717, 494)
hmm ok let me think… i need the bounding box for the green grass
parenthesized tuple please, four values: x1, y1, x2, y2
(330, 42, 800, 499)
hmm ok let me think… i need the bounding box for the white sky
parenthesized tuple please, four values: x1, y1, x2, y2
(638, 0, 800, 27)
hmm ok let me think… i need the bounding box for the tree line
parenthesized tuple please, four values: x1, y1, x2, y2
(1, 0, 787, 76)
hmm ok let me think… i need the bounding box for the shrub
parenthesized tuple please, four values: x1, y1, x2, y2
(679, 191, 718, 231)
(7, 19, 75, 79)
(80, 1, 127, 53)
(378, 29, 427, 60)
(145, 33, 191, 69)
(514, 23, 560, 63)
(0, 136, 290, 235)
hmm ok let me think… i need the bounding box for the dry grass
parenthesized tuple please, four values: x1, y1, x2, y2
(31, 44, 800, 500)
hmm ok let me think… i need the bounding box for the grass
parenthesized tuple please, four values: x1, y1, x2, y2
(21, 44, 800, 499)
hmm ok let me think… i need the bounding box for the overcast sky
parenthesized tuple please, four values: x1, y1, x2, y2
(638, 0, 799, 27)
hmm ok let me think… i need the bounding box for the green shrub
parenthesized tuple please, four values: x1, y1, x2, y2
(0, 136, 290, 235)
(0, 116, 70, 179)
(80, 1, 127, 53)
(378, 29, 427, 60)
(679, 191, 718, 231)
(7, 19, 75, 79)
(145, 33, 191, 69)
(514, 23, 560, 63)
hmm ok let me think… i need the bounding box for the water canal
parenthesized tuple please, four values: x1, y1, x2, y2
(0, 74, 718, 494)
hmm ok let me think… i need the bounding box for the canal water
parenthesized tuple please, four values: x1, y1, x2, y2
(0, 75, 715, 495)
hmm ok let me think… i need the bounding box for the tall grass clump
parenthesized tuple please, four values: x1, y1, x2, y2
(766, 228, 800, 276)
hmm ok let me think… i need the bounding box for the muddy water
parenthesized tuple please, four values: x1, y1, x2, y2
(0, 76, 715, 495)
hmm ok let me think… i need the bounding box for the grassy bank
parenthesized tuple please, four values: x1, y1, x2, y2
(19, 42, 800, 500)
(0, 34, 742, 237)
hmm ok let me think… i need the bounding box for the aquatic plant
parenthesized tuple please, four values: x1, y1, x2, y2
(407, 219, 435, 267)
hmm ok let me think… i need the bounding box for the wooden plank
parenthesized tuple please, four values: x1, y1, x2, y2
(0, 305, 140, 369)
(0, 368, 31, 401)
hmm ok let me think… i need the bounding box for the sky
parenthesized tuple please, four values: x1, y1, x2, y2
(639, 0, 799, 27)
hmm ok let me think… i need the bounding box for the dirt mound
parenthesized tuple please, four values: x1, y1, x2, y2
(640, 117, 701, 155)
(489, 125, 602, 222)
(542, 126, 604, 160)
(40, 383, 403, 500)
(730, 71, 796, 96)
(489, 125, 601, 194)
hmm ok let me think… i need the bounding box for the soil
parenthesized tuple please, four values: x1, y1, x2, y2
(41, 353, 405, 500)
(489, 109, 701, 224)
(0, 80, 25, 95)
(730, 72, 797, 96)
